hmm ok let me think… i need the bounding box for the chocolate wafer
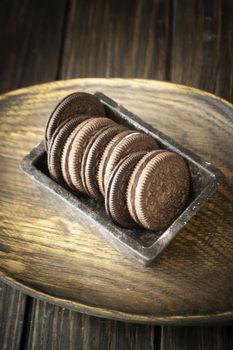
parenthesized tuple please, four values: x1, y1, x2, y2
(68, 117, 116, 193)
(81, 124, 126, 199)
(45, 92, 105, 151)
(61, 118, 94, 190)
(48, 115, 90, 185)
(135, 151, 190, 230)
(103, 131, 159, 196)
(127, 149, 166, 225)
(97, 130, 133, 197)
(105, 151, 147, 228)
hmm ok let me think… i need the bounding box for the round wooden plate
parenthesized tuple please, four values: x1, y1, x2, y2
(0, 79, 233, 325)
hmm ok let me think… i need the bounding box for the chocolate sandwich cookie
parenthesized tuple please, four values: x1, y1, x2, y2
(134, 151, 190, 230)
(81, 124, 126, 199)
(48, 115, 90, 185)
(127, 149, 166, 225)
(102, 131, 159, 196)
(97, 130, 133, 197)
(68, 117, 116, 193)
(105, 151, 147, 228)
(45, 92, 105, 151)
(61, 118, 95, 190)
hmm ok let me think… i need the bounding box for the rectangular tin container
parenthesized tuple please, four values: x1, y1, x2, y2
(21, 92, 223, 266)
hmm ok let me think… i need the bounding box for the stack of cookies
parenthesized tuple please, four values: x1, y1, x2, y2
(45, 92, 190, 231)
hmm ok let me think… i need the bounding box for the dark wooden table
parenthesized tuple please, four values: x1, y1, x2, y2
(0, 0, 233, 349)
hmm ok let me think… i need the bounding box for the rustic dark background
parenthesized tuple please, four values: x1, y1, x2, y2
(0, 0, 233, 349)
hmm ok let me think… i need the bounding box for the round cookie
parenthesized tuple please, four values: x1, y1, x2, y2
(103, 131, 159, 196)
(68, 117, 116, 193)
(97, 130, 133, 197)
(61, 118, 96, 190)
(45, 92, 105, 151)
(135, 151, 190, 230)
(127, 149, 166, 225)
(81, 124, 126, 199)
(48, 115, 90, 185)
(105, 151, 147, 229)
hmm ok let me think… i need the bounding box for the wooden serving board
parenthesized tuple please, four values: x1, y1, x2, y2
(0, 79, 233, 325)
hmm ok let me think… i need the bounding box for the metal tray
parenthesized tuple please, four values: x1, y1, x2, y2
(20, 92, 223, 266)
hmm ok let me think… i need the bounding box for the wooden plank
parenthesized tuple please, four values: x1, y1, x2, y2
(215, 0, 233, 101)
(0, 0, 67, 93)
(161, 327, 233, 350)
(60, 0, 171, 80)
(0, 0, 67, 348)
(23, 300, 156, 350)
(0, 281, 27, 349)
(170, 0, 233, 102)
(161, 0, 233, 348)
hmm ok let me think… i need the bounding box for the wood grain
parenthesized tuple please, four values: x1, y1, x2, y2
(0, 1, 67, 347)
(171, 0, 233, 102)
(0, 0, 233, 347)
(1, 0, 170, 342)
(0, 1, 69, 347)
(165, 0, 233, 342)
(0, 78, 232, 325)
(0, 0, 67, 94)
(61, 0, 171, 80)
(0, 0, 165, 346)
(22, 300, 155, 350)
(0, 281, 27, 349)
(214, 0, 233, 101)
(161, 326, 233, 350)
